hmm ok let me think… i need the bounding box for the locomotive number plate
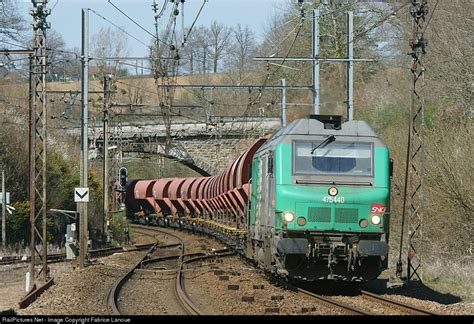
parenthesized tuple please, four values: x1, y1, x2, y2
(323, 196, 345, 203)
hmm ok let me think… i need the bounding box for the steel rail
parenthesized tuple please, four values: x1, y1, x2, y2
(107, 226, 185, 314)
(295, 287, 372, 315)
(141, 252, 205, 267)
(175, 241, 207, 315)
(360, 290, 439, 316)
(131, 224, 206, 315)
(107, 243, 158, 315)
(0, 244, 156, 266)
(176, 250, 237, 315)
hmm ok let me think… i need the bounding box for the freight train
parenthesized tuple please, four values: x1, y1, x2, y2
(125, 115, 392, 281)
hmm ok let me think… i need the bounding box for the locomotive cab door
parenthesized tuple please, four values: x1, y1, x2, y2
(258, 152, 275, 237)
(261, 152, 276, 268)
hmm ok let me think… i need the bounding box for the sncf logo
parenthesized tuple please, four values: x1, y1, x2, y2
(370, 203, 386, 214)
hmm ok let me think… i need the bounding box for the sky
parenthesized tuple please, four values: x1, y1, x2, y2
(19, 0, 289, 57)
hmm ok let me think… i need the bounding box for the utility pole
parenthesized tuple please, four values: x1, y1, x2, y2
(79, 8, 89, 268)
(152, 0, 159, 52)
(102, 74, 112, 237)
(151, 0, 160, 76)
(280, 79, 286, 127)
(254, 8, 369, 120)
(406, 0, 428, 282)
(203, 88, 209, 131)
(346, 11, 354, 121)
(396, 0, 429, 284)
(312, 9, 320, 115)
(29, 0, 50, 287)
(181, 0, 185, 46)
(208, 87, 213, 119)
(2, 171, 5, 247)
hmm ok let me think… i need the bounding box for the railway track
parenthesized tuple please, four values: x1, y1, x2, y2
(292, 286, 371, 315)
(358, 290, 439, 315)
(0, 244, 155, 266)
(122, 224, 449, 316)
(131, 223, 444, 316)
(107, 242, 158, 314)
(0, 253, 63, 265)
(293, 285, 439, 316)
(108, 225, 208, 315)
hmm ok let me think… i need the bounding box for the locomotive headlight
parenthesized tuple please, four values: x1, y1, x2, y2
(328, 187, 338, 196)
(284, 212, 295, 223)
(359, 219, 368, 228)
(297, 217, 307, 226)
(371, 215, 381, 225)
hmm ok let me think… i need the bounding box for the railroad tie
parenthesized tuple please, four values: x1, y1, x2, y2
(265, 307, 280, 314)
(301, 307, 317, 314)
(271, 295, 284, 301)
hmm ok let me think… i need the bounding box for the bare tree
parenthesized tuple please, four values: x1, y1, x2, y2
(0, 0, 27, 76)
(47, 29, 68, 81)
(208, 21, 232, 73)
(62, 47, 82, 81)
(90, 27, 130, 77)
(227, 24, 257, 80)
(187, 26, 211, 74)
(424, 0, 474, 112)
(0, 0, 26, 44)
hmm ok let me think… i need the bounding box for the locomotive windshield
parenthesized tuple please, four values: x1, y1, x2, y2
(293, 140, 373, 177)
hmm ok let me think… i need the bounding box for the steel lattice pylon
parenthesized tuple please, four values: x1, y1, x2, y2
(29, 0, 50, 287)
(406, 0, 428, 282)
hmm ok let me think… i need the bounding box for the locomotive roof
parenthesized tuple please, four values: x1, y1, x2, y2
(258, 117, 385, 153)
(283, 118, 379, 137)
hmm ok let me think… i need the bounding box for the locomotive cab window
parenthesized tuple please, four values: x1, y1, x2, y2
(293, 140, 373, 177)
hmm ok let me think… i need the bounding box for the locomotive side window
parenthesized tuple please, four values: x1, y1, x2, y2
(293, 141, 373, 177)
(267, 154, 274, 175)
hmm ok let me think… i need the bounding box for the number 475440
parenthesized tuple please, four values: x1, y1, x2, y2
(323, 196, 345, 203)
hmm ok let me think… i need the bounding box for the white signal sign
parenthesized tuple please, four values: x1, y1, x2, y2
(6, 205, 15, 214)
(74, 187, 89, 202)
(0, 192, 10, 204)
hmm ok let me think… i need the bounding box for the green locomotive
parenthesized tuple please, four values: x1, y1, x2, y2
(247, 115, 392, 280)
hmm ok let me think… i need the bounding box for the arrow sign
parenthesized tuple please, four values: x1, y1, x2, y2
(74, 187, 89, 202)
(0, 192, 10, 204)
(6, 205, 14, 214)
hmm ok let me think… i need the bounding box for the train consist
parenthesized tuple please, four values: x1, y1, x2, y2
(125, 115, 392, 281)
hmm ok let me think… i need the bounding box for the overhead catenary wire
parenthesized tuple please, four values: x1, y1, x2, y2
(88, 8, 152, 50)
(44, 2, 417, 150)
(352, 2, 410, 45)
(106, 0, 173, 49)
(0, 40, 30, 50)
(113, 79, 277, 117)
(51, 0, 60, 12)
(421, 0, 439, 34)
(243, 4, 307, 115)
(185, 0, 208, 44)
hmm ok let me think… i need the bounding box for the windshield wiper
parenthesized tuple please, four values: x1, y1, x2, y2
(311, 135, 336, 155)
